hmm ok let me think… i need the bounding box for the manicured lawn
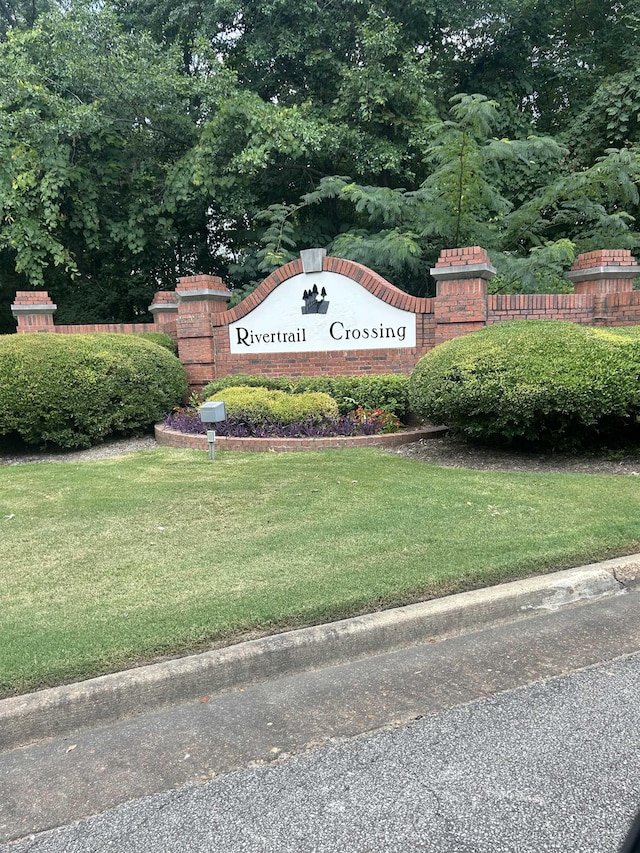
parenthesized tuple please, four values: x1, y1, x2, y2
(1, 447, 639, 697)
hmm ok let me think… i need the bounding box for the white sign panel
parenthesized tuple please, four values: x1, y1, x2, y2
(229, 271, 416, 354)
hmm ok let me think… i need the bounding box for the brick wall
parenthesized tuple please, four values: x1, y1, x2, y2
(11, 292, 57, 332)
(183, 256, 436, 390)
(10, 247, 640, 392)
(11, 291, 157, 336)
(54, 322, 154, 334)
(593, 291, 640, 326)
(432, 247, 495, 345)
(567, 249, 637, 294)
(487, 294, 595, 325)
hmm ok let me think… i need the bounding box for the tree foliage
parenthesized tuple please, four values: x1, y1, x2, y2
(1, 0, 640, 331)
(0, 0, 51, 39)
(0, 3, 204, 329)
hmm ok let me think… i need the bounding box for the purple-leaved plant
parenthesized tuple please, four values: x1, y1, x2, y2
(163, 408, 388, 437)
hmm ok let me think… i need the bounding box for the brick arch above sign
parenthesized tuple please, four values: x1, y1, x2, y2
(220, 254, 433, 356)
(221, 256, 432, 326)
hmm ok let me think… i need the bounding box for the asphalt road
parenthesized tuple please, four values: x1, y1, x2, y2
(2, 593, 639, 852)
(3, 653, 639, 852)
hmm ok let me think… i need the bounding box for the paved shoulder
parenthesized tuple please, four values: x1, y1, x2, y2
(1, 590, 639, 847)
(4, 651, 640, 852)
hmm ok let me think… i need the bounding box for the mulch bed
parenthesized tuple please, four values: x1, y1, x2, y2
(391, 435, 640, 476)
(2, 431, 640, 475)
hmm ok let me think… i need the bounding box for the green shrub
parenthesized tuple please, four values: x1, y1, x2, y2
(210, 386, 338, 424)
(409, 321, 640, 448)
(202, 373, 410, 421)
(591, 325, 640, 341)
(136, 331, 178, 354)
(275, 391, 340, 424)
(294, 374, 410, 420)
(0, 333, 187, 449)
(202, 374, 293, 398)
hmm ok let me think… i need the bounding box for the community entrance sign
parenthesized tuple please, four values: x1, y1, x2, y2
(229, 269, 417, 354)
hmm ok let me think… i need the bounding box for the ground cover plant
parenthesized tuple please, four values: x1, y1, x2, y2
(168, 376, 404, 437)
(0, 333, 187, 449)
(164, 406, 400, 438)
(2, 447, 640, 697)
(409, 321, 640, 449)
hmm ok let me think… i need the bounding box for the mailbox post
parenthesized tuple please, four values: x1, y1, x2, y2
(199, 401, 227, 460)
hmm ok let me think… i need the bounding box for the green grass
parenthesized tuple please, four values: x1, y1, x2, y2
(1, 447, 639, 697)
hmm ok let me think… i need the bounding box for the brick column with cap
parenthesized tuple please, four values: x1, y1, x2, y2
(149, 291, 179, 340)
(432, 247, 495, 345)
(175, 274, 231, 388)
(565, 249, 638, 294)
(11, 291, 57, 333)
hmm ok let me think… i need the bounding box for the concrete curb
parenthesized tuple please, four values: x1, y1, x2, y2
(2, 554, 639, 752)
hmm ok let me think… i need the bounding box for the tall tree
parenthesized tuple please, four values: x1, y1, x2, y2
(2, 0, 640, 331)
(250, 96, 640, 295)
(0, 2, 205, 331)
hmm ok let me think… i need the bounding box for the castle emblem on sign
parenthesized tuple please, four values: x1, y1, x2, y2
(302, 284, 329, 315)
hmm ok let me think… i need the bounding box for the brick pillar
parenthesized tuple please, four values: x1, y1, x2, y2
(11, 291, 57, 333)
(566, 249, 638, 294)
(149, 291, 179, 340)
(432, 247, 495, 346)
(175, 275, 231, 389)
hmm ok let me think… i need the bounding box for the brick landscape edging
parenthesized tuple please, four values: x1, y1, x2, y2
(154, 423, 447, 452)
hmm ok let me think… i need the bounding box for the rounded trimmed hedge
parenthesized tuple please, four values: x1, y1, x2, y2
(202, 374, 293, 397)
(0, 333, 187, 448)
(409, 321, 640, 448)
(209, 386, 339, 424)
(202, 373, 410, 421)
(135, 331, 178, 354)
(293, 374, 410, 420)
